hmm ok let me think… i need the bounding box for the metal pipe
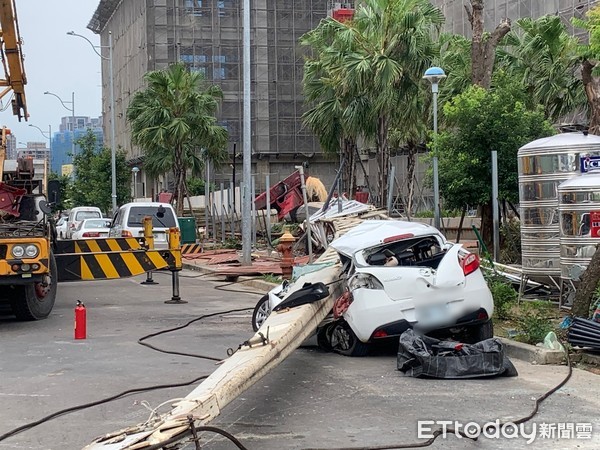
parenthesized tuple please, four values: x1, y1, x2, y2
(387, 165, 396, 215)
(297, 165, 313, 263)
(266, 173, 271, 246)
(241, 0, 252, 265)
(432, 88, 440, 230)
(320, 157, 346, 214)
(220, 182, 225, 243)
(109, 31, 117, 214)
(492, 150, 500, 262)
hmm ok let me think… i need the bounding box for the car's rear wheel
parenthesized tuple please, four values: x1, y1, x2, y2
(317, 322, 334, 352)
(252, 294, 270, 332)
(465, 319, 494, 344)
(329, 321, 370, 357)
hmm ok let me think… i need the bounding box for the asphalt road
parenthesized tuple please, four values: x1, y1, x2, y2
(0, 270, 599, 450)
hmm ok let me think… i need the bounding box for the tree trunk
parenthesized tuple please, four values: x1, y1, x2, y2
(456, 204, 467, 243)
(465, 0, 511, 89)
(376, 115, 390, 208)
(355, 145, 373, 200)
(572, 244, 600, 318)
(341, 138, 357, 197)
(174, 147, 185, 216)
(406, 141, 417, 217)
(479, 201, 493, 253)
(582, 59, 600, 135)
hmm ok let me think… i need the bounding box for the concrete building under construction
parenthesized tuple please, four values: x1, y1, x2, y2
(89, 0, 599, 202)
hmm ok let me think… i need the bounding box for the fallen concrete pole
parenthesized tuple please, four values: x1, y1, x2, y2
(83, 234, 350, 450)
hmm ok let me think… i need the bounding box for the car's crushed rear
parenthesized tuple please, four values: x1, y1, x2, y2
(330, 220, 494, 344)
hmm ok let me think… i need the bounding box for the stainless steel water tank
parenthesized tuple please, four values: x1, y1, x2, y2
(558, 171, 600, 285)
(518, 133, 600, 280)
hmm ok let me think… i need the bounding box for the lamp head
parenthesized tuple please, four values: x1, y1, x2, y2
(132, 166, 140, 173)
(423, 66, 446, 85)
(43, 91, 49, 94)
(67, 31, 75, 36)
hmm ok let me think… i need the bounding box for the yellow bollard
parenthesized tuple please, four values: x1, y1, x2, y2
(165, 226, 186, 304)
(169, 226, 181, 250)
(143, 216, 154, 250)
(141, 216, 158, 285)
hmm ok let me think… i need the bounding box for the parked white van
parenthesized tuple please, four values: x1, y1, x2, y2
(109, 202, 178, 249)
(66, 206, 103, 239)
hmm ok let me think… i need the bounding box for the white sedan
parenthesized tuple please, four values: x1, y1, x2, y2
(55, 216, 68, 239)
(71, 218, 112, 240)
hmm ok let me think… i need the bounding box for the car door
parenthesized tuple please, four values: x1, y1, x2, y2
(109, 209, 123, 237)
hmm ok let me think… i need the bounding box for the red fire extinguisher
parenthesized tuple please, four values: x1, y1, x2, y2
(74, 300, 86, 340)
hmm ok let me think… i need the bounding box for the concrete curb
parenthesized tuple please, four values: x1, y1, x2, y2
(498, 337, 566, 365)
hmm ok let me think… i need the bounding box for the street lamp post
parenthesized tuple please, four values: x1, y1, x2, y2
(28, 124, 52, 170)
(44, 91, 74, 160)
(132, 166, 139, 200)
(423, 66, 446, 231)
(67, 30, 117, 213)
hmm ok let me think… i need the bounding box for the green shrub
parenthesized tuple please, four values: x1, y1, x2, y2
(262, 274, 282, 284)
(515, 302, 554, 345)
(486, 274, 517, 320)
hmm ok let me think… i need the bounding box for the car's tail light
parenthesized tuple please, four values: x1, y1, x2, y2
(121, 230, 133, 237)
(83, 232, 100, 237)
(372, 329, 388, 339)
(460, 253, 480, 276)
(69, 223, 76, 229)
(348, 272, 384, 290)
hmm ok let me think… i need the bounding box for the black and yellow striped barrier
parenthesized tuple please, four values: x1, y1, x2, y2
(56, 248, 181, 282)
(181, 243, 202, 255)
(54, 238, 143, 255)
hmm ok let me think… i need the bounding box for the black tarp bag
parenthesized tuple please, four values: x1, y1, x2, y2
(397, 329, 517, 379)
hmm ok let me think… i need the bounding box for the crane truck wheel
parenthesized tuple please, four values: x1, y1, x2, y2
(10, 252, 57, 321)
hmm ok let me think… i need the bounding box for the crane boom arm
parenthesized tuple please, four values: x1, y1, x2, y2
(0, 0, 27, 121)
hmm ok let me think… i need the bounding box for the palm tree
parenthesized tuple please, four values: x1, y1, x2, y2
(301, 0, 444, 207)
(499, 15, 584, 123)
(127, 63, 228, 215)
(301, 37, 373, 195)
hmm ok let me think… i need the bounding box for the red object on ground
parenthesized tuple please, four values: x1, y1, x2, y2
(354, 191, 369, 203)
(74, 301, 87, 340)
(254, 170, 305, 220)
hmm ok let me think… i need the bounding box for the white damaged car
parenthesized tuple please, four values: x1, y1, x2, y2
(252, 220, 494, 356)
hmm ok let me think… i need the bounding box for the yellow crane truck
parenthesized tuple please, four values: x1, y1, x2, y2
(0, 0, 57, 320)
(0, 0, 182, 320)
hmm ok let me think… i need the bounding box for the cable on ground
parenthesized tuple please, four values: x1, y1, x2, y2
(303, 344, 573, 450)
(137, 308, 253, 361)
(0, 375, 208, 442)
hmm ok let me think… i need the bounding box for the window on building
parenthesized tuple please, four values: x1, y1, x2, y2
(184, 0, 203, 16)
(181, 53, 207, 77)
(213, 55, 226, 80)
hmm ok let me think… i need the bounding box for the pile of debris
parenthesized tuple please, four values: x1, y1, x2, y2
(568, 317, 600, 350)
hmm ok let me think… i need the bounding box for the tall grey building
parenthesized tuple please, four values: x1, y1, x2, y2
(89, 0, 337, 198)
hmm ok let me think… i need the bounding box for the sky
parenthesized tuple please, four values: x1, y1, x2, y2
(4, 0, 102, 146)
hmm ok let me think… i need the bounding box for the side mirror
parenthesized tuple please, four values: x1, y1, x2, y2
(47, 180, 61, 208)
(157, 205, 165, 218)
